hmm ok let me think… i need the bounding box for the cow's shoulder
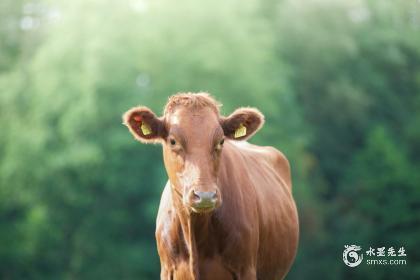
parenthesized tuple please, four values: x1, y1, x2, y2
(156, 181, 172, 227)
(261, 145, 292, 188)
(156, 183, 185, 261)
(230, 141, 291, 188)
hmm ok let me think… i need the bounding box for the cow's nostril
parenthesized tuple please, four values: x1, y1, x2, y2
(211, 191, 217, 200)
(192, 190, 201, 202)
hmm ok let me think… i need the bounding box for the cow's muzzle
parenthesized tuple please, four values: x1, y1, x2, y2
(187, 189, 220, 213)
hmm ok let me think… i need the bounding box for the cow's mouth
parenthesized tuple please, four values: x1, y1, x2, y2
(190, 205, 216, 214)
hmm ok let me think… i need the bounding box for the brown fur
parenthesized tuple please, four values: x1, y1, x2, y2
(164, 92, 221, 115)
(123, 93, 299, 280)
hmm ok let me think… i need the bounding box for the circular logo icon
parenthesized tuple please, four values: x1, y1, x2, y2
(343, 245, 363, 267)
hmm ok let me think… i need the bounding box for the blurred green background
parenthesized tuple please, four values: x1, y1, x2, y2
(1, 0, 419, 279)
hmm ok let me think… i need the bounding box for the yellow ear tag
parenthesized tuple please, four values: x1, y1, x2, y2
(234, 124, 247, 138)
(140, 122, 152, 135)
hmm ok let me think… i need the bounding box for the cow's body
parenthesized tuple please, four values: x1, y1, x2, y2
(156, 141, 299, 279)
(123, 93, 299, 279)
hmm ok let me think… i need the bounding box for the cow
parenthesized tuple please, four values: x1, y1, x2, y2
(123, 93, 299, 280)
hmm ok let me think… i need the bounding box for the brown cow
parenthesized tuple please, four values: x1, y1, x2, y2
(123, 93, 299, 280)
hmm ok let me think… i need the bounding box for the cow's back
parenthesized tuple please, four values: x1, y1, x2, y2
(221, 141, 299, 279)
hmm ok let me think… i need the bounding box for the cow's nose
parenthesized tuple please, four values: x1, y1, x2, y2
(190, 190, 218, 210)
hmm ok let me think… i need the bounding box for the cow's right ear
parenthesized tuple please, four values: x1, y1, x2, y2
(123, 106, 167, 144)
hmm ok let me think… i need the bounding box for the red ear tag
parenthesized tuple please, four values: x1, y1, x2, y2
(133, 115, 142, 122)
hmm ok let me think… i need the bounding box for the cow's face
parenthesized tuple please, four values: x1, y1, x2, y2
(162, 106, 225, 213)
(123, 94, 264, 214)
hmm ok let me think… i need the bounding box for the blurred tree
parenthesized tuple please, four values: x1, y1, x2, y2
(274, 0, 420, 279)
(338, 126, 420, 278)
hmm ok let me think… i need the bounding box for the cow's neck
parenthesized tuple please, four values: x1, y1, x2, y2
(170, 184, 217, 279)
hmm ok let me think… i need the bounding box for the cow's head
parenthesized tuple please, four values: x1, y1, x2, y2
(123, 93, 264, 213)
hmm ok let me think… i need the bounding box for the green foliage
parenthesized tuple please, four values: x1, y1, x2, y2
(0, 0, 419, 279)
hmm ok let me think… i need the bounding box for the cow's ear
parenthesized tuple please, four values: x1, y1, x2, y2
(221, 107, 265, 141)
(123, 106, 167, 144)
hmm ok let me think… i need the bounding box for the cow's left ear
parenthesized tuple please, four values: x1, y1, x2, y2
(221, 107, 265, 141)
(123, 106, 167, 144)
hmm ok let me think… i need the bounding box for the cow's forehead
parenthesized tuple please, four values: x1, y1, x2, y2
(166, 106, 219, 126)
(165, 106, 222, 141)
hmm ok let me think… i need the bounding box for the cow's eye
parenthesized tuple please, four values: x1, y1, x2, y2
(170, 138, 176, 146)
(215, 139, 224, 152)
